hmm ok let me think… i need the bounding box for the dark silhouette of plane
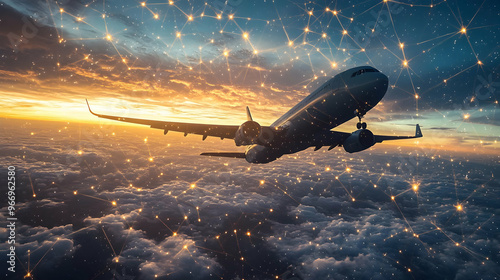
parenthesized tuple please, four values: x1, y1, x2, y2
(87, 66, 422, 163)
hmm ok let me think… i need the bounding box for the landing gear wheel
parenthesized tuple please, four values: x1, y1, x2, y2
(355, 109, 366, 130)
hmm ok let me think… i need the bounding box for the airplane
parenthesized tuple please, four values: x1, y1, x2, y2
(86, 66, 422, 164)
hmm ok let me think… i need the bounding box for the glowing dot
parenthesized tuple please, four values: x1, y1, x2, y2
(111, 201, 117, 206)
(60, 8, 64, 13)
(304, 27, 309, 32)
(215, 235, 219, 239)
(403, 60, 408, 67)
(288, 41, 294, 46)
(73, 191, 77, 195)
(325, 167, 331, 171)
(352, 198, 355, 202)
(346, 167, 351, 172)
(456, 204, 463, 211)
(77, 150, 83, 155)
(183, 245, 188, 249)
(141, 2, 146, 6)
(229, 14, 234, 20)
(33, 194, 36, 197)
(253, 50, 258, 54)
(270, 208, 273, 212)
(26, 273, 31, 277)
(333, 10, 338, 15)
(223, 51, 229, 57)
(184, 215, 188, 220)
(455, 242, 460, 246)
(126, 159, 131, 162)
(443, 79, 447, 83)
(190, 183, 196, 188)
(173, 232, 177, 236)
(153, 14, 159, 19)
(415, 94, 419, 99)
(246, 232, 251, 236)
(259, 180, 265, 185)
(326, 7, 330, 11)
(188, 15, 193, 21)
(76, 17, 83, 22)
(400, 43, 404, 49)
(391, 196, 395, 200)
(243, 32, 249, 39)
(463, 114, 470, 120)
(342, 30, 348, 35)
(169, 0, 174, 5)
(176, 32, 181, 38)
(322, 33, 327, 38)
(106, 34, 112, 41)
(412, 184, 419, 192)
(331, 62, 337, 68)
(335, 176, 339, 180)
(460, 27, 466, 34)
(477, 60, 483, 65)
(217, 14, 222, 19)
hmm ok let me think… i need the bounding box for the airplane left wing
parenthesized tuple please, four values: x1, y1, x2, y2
(86, 100, 239, 139)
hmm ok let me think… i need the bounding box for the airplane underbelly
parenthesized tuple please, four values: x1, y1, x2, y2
(286, 89, 358, 136)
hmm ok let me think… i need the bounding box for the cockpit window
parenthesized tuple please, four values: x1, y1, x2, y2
(351, 68, 379, 77)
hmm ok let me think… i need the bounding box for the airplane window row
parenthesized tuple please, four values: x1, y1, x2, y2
(351, 68, 379, 77)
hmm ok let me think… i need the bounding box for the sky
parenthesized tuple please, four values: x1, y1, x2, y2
(0, 0, 499, 279)
(0, 0, 498, 153)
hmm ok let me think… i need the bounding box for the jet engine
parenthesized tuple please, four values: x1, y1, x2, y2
(234, 121, 261, 146)
(343, 129, 375, 153)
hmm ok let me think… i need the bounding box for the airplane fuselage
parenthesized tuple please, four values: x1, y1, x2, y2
(245, 66, 389, 163)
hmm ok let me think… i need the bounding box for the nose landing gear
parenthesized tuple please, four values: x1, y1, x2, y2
(355, 109, 367, 129)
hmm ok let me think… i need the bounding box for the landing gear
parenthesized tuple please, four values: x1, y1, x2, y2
(355, 109, 367, 130)
(356, 122, 367, 129)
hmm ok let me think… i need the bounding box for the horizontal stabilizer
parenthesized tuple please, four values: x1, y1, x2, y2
(200, 152, 246, 158)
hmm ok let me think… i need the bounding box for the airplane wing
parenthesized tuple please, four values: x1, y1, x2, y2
(310, 124, 423, 150)
(86, 100, 239, 139)
(373, 124, 422, 143)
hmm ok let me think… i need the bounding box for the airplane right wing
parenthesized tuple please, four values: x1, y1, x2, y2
(373, 124, 422, 143)
(309, 124, 422, 151)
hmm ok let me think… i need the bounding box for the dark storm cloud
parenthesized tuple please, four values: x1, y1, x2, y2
(0, 5, 59, 52)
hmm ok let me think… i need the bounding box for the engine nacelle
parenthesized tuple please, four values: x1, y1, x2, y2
(245, 145, 282, 163)
(343, 129, 375, 153)
(234, 121, 261, 146)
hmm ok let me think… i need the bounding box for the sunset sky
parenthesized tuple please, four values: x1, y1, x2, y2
(0, 0, 498, 153)
(1, 1, 499, 280)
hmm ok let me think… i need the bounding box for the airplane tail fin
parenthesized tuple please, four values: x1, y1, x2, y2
(200, 152, 246, 158)
(246, 106, 253, 121)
